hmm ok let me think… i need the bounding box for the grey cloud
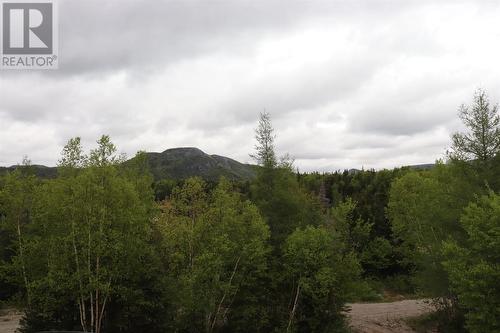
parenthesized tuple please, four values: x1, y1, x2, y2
(47, 0, 443, 76)
(58, 0, 334, 75)
(185, 52, 385, 132)
(1, 0, 500, 170)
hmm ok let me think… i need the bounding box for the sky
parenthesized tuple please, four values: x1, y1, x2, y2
(1, 0, 500, 171)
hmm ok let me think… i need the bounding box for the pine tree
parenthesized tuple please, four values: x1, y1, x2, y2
(450, 89, 500, 161)
(250, 112, 277, 168)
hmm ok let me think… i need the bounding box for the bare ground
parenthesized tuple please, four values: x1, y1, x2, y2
(0, 309, 21, 333)
(346, 299, 435, 333)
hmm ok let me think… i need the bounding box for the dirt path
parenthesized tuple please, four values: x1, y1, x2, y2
(347, 299, 435, 333)
(0, 309, 21, 333)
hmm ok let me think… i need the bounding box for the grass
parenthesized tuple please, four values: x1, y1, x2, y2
(349, 275, 423, 303)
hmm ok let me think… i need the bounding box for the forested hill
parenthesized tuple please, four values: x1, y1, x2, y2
(0, 147, 257, 181)
(0, 164, 58, 178)
(0, 149, 434, 181)
(134, 147, 257, 180)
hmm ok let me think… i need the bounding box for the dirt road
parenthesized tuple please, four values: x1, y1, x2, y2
(0, 310, 21, 333)
(347, 299, 435, 333)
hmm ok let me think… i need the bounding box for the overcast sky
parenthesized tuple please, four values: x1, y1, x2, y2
(1, 0, 500, 171)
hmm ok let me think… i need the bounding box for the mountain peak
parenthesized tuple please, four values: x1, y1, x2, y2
(161, 147, 205, 155)
(143, 147, 256, 181)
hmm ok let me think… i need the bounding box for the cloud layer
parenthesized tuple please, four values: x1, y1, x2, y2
(1, 0, 500, 170)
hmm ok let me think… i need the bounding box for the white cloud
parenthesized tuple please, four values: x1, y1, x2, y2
(1, 0, 500, 171)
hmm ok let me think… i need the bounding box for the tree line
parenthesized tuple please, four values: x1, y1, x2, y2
(1, 89, 499, 332)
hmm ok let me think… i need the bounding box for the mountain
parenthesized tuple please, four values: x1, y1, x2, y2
(0, 148, 434, 180)
(140, 155, 435, 180)
(0, 148, 256, 181)
(406, 163, 435, 170)
(141, 147, 256, 181)
(0, 164, 58, 178)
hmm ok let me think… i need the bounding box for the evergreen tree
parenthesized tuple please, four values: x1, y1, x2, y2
(250, 112, 277, 169)
(450, 89, 500, 162)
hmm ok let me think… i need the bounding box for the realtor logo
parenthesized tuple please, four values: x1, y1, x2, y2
(1, 0, 58, 69)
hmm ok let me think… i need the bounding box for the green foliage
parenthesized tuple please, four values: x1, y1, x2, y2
(252, 167, 323, 247)
(283, 226, 360, 332)
(155, 177, 270, 332)
(300, 168, 406, 239)
(299, 168, 409, 278)
(330, 199, 392, 276)
(153, 178, 179, 201)
(442, 192, 500, 333)
(450, 89, 500, 162)
(387, 162, 479, 296)
(0, 161, 38, 306)
(330, 199, 371, 255)
(1, 137, 161, 333)
(251, 112, 277, 168)
(387, 155, 499, 331)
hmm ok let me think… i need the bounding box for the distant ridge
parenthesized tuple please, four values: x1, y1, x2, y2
(337, 163, 435, 174)
(139, 147, 256, 181)
(0, 164, 58, 178)
(0, 149, 434, 180)
(0, 147, 256, 181)
(405, 163, 435, 170)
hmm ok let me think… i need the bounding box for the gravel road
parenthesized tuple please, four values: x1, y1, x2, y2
(346, 299, 435, 333)
(0, 310, 21, 333)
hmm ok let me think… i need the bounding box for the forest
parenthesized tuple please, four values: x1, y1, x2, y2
(0, 89, 499, 333)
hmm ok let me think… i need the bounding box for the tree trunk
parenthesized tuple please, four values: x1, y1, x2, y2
(71, 193, 88, 331)
(16, 209, 31, 307)
(210, 256, 241, 332)
(287, 283, 301, 332)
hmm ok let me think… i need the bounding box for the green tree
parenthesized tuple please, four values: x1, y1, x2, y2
(450, 89, 500, 162)
(442, 192, 500, 333)
(153, 178, 179, 201)
(330, 199, 392, 275)
(0, 158, 38, 308)
(388, 168, 459, 295)
(156, 177, 270, 332)
(250, 112, 277, 168)
(250, 112, 323, 246)
(12, 136, 156, 333)
(283, 226, 360, 333)
(58, 137, 87, 170)
(330, 199, 371, 256)
(387, 161, 487, 330)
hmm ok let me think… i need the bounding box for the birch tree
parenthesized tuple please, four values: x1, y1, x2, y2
(21, 136, 152, 333)
(283, 226, 360, 332)
(156, 177, 269, 332)
(0, 159, 37, 308)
